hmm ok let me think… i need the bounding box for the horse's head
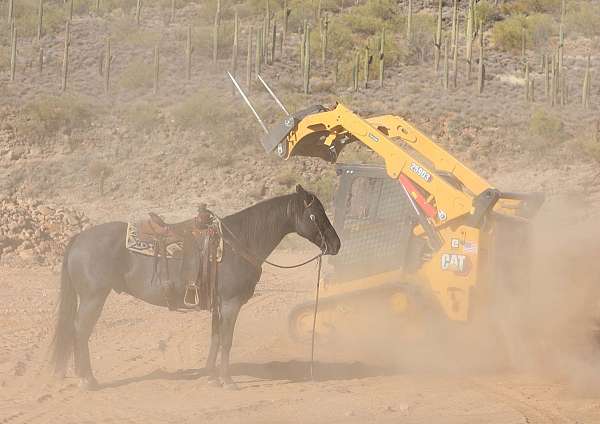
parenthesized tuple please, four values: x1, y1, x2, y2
(292, 184, 341, 255)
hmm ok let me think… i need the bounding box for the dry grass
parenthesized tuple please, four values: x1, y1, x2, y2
(21, 95, 97, 143)
(117, 58, 154, 91)
(121, 102, 163, 133)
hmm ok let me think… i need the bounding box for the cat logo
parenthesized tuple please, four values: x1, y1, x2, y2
(441, 253, 468, 274)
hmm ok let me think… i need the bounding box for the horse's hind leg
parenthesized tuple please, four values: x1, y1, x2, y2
(205, 307, 221, 386)
(219, 297, 243, 390)
(74, 290, 110, 390)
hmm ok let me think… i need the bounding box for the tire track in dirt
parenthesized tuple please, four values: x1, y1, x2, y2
(470, 378, 576, 424)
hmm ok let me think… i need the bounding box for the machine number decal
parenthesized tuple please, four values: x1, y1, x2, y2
(409, 163, 432, 182)
(441, 253, 468, 274)
(451, 239, 460, 249)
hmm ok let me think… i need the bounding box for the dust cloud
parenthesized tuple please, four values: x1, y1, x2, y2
(313, 197, 600, 393)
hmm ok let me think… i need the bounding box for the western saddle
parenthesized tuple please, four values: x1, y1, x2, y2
(134, 204, 221, 311)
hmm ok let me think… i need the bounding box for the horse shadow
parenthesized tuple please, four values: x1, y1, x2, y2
(100, 360, 393, 389)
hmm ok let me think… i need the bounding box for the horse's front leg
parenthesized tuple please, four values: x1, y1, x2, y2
(205, 307, 221, 386)
(219, 297, 243, 390)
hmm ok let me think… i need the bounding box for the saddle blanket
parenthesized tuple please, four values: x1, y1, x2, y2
(125, 222, 183, 259)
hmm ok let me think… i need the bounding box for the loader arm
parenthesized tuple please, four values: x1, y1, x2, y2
(271, 102, 525, 228)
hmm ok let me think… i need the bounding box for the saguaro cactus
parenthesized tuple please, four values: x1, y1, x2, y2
(521, 27, 526, 59)
(104, 37, 112, 94)
(61, 21, 70, 92)
(524, 63, 530, 101)
(363, 44, 371, 89)
(303, 26, 311, 94)
(213, 0, 221, 65)
(321, 14, 328, 68)
(136, 0, 141, 25)
(353, 50, 359, 92)
(434, 0, 442, 72)
(282, 0, 289, 50)
(582, 55, 591, 109)
(451, 0, 458, 54)
(478, 21, 484, 94)
(443, 37, 449, 90)
(406, 0, 413, 44)
(8, 0, 14, 24)
(37, 0, 43, 40)
(271, 20, 277, 63)
(10, 24, 16, 81)
(67, 0, 73, 22)
(231, 13, 238, 79)
(255, 26, 262, 79)
(38, 46, 43, 73)
(465, 0, 475, 80)
(452, 20, 459, 88)
(186, 24, 193, 80)
(246, 26, 252, 89)
(300, 20, 307, 72)
(153, 44, 160, 94)
(379, 28, 385, 88)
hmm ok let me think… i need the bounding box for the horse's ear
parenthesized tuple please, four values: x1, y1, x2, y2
(295, 184, 305, 194)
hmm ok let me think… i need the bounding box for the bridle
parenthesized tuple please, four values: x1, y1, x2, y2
(209, 196, 328, 270)
(305, 195, 329, 255)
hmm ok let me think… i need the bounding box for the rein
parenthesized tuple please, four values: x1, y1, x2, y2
(210, 204, 326, 381)
(211, 206, 325, 270)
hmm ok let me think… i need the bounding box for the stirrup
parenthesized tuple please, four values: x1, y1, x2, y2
(184, 283, 200, 307)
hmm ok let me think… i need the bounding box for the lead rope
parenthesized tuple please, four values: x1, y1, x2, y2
(211, 210, 325, 379)
(309, 255, 323, 381)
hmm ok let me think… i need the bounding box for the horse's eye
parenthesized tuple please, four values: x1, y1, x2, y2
(309, 214, 316, 222)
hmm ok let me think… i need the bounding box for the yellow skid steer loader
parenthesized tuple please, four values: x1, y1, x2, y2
(229, 74, 544, 342)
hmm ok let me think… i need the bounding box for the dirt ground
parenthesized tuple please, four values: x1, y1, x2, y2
(2, 248, 600, 424)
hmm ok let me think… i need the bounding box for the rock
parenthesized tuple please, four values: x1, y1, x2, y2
(14, 361, 26, 376)
(8, 147, 25, 161)
(38, 206, 55, 216)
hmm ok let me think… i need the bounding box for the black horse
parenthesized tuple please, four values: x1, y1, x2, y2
(51, 185, 340, 390)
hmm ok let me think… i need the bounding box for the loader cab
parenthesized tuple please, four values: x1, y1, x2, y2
(328, 164, 427, 283)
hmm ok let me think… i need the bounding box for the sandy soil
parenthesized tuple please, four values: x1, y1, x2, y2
(2, 252, 600, 424)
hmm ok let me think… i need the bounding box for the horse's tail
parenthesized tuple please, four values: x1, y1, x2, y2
(51, 236, 78, 376)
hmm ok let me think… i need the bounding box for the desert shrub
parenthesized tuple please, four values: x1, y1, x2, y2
(571, 132, 600, 164)
(406, 14, 436, 62)
(565, 3, 600, 37)
(171, 88, 232, 131)
(122, 102, 162, 133)
(311, 171, 336, 204)
(527, 108, 564, 150)
(170, 88, 256, 144)
(492, 14, 555, 51)
(190, 25, 213, 57)
(275, 169, 298, 188)
(22, 95, 96, 142)
(526, 13, 556, 48)
(88, 161, 114, 196)
(117, 58, 154, 90)
(110, 19, 161, 47)
(501, 0, 561, 15)
(475, 0, 500, 23)
(492, 15, 526, 51)
(191, 149, 235, 168)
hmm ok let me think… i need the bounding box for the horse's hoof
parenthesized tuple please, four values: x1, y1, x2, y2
(79, 377, 99, 391)
(207, 378, 222, 388)
(223, 382, 240, 391)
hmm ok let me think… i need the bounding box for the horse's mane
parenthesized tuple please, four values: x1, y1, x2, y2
(222, 193, 301, 258)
